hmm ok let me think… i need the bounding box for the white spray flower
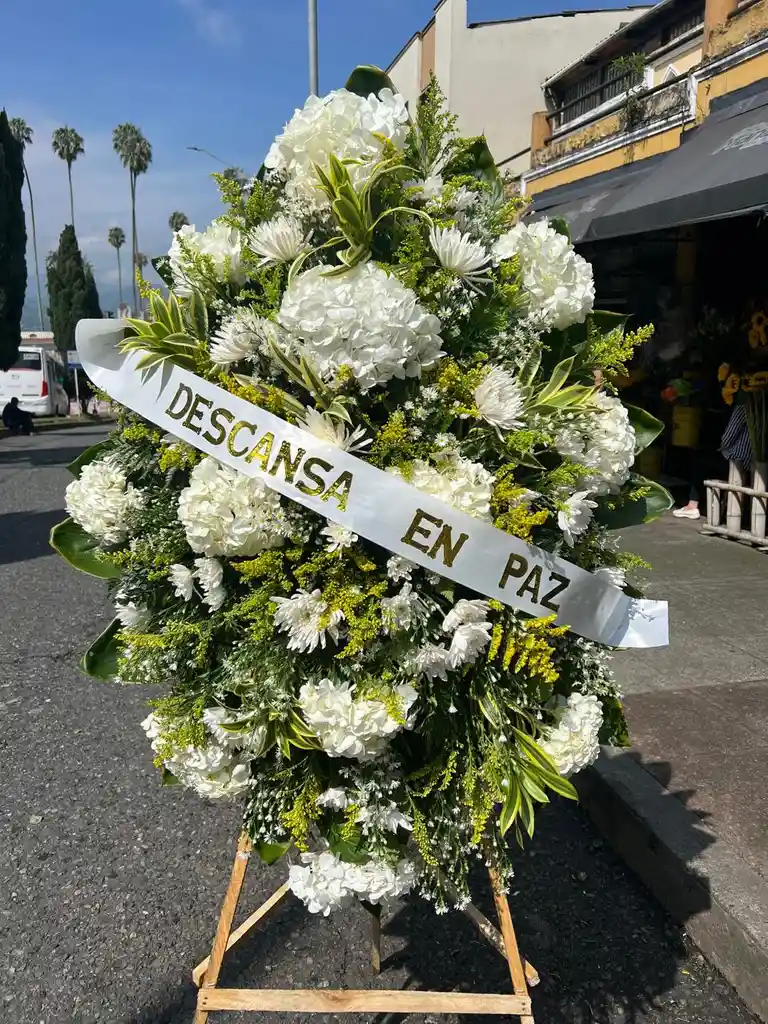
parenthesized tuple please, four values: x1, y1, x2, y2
(168, 563, 195, 601)
(272, 589, 344, 653)
(298, 407, 371, 452)
(194, 557, 226, 611)
(381, 583, 425, 634)
(474, 366, 525, 430)
(316, 787, 350, 810)
(168, 221, 244, 296)
(65, 459, 143, 546)
(443, 599, 492, 668)
(209, 310, 267, 368)
(411, 643, 452, 681)
(321, 522, 357, 552)
(114, 600, 150, 630)
(539, 693, 603, 777)
(558, 491, 598, 547)
(249, 214, 308, 267)
(386, 555, 416, 582)
(429, 225, 491, 290)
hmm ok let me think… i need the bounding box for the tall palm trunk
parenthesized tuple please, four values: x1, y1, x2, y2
(130, 172, 138, 313)
(23, 162, 44, 330)
(116, 247, 123, 306)
(67, 162, 75, 229)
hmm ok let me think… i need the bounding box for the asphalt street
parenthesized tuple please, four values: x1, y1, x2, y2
(0, 426, 759, 1024)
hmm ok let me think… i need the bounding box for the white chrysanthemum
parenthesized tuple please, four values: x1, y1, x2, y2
(429, 226, 490, 290)
(539, 693, 603, 777)
(594, 565, 627, 589)
(249, 214, 308, 267)
(65, 459, 143, 546)
(141, 713, 252, 799)
(209, 310, 268, 368)
(288, 849, 416, 916)
(381, 583, 425, 635)
(272, 589, 344, 653)
(115, 600, 150, 630)
(178, 457, 288, 557)
(265, 88, 409, 207)
(168, 222, 244, 297)
(168, 563, 195, 601)
(443, 599, 490, 632)
(298, 678, 417, 761)
(493, 220, 594, 330)
(321, 522, 357, 552)
(558, 491, 597, 547)
(386, 554, 416, 582)
(412, 642, 452, 681)
(194, 557, 226, 612)
(389, 453, 495, 522)
(316, 787, 350, 810)
(474, 366, 525, 431)
(555, 393, 636, 495)
(450, 186, 478, 212)
(279, 263, 444, 392)
(203, 706, 269, 756)
(415, 173, 444, 200)
(298, 407, 371, 452)
(443, 599, 492, 668)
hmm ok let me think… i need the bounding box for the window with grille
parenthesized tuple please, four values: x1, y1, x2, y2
(554, 63, 643, 129)
(663, 9, 704, 44)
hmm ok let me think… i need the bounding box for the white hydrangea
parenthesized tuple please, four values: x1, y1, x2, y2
(168, 222, 245, 296)
(288, 849, 416, 916)
(474, 366, 525, 431)
(141, 713, 252, 799)
(555, 393, 636, 495)
(248, 214, 308, 267)
(168, 563, 195, 601)
(194, 557, 226, 612)
(298, 678, 417, 761)
(539, 693, 603, 777)
(178, 457, 288, 557)
(203, 706, 269, 757)
(279, 263, 444, 392)
(272, 589, 344, 653)
(389, 453, 495, 522)
(265, 88, 409, 207)
(443, 599, 492, 668)
(65, 459, 143, 545)
(558, 491, 597, 547)
(493, 220, 594, 331)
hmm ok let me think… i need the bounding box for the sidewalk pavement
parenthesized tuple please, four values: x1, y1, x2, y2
(0, 415, 115, 441)
(579, 515, 768, 1020)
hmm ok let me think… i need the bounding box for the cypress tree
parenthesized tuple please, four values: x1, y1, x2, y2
(47, 226, 102, 357)
(0, 109, 28, 371)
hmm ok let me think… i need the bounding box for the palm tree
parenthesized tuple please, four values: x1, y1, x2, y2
(107, 227, 126, 307)
(112, 123, 152, 313)
(9, 117, 44, 331)
(135, 252, 148, 270)
(51, 126, 84, 229)
(168, 211, 189, 233)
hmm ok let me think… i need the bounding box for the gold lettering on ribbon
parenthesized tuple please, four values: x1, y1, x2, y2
(321, 470, 353, 512)
(401, 510, 468, 568)
(541, 572, 570, 612)
(183, 393, 213, 435)
(165, 383, 194, 420)
(228, 420, 257, 457)
(268, 441, 306, 483)
(246, 430, 275, 469)
(202, 407, 235, 446)
(297, 457, 333, 497)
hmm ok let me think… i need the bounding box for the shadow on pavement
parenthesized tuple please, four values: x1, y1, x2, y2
(0, 441, 88, 468)
(0, 509, 64, 565)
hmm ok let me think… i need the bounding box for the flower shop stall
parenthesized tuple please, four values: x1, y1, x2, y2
(52, 69, 670, 1022)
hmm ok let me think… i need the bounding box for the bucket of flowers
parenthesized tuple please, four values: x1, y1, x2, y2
(51, 71, 670, 918)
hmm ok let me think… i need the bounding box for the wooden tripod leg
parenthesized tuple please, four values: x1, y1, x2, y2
(362, 901, 382, 975)
(488, 867, 534, 1024)
(194, 833, 253, 1024)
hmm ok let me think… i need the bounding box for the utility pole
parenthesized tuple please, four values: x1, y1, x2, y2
(308, 0, 319, 95)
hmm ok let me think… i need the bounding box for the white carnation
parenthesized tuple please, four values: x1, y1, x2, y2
(265, 88, 409, 207)
(493, 220, 594, 331)
(168, 221, 244, 296)
(539, 693, 603, 777)
(279, 263, 444, 391)
(555, 393, 636, 495)
(194, 557, 226, 612)
(168, 563, 195, 601)
(557, 491, 597, 547)
(65, 459, 143, 545)
(248, 214, 308, 267)
(389, 453, 495, 521)
(272, 589, 344, 653)
(474, 366, 525, 430)
(178, 457, 288, 557)
(298, 678, 417, 761)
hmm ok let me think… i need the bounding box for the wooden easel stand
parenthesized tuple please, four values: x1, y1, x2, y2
(193, 834, 536, 1022)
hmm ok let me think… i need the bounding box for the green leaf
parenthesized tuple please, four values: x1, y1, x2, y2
(345, 65, 397, 99)
(549, 216, 571, 242)
(184, 288, 209, 342)
(152, 255, 174, 290)
(625, 404, 664, 453)
(521, 772, 549, 805)
(80, 618, 122, 679)
(49, 518, 121, 579)
(328, 824, 369, 864)
(162, 767, 180, 786)
(590, 310, 629, 335)
(445, 136, 500, 186)
(595, 475, 673, 530)
(67, 439, 114, 478)
(499, 776, 521, 835)
(255, 841, 291, 866)
(535, 356, 575, 404)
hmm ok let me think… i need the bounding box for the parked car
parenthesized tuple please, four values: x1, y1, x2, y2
(0, 346, 69, 418)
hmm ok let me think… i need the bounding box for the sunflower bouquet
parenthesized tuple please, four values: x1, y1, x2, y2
(53, 71, 669, 916)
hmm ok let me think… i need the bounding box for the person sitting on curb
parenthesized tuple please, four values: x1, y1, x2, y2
(2, 397, 35, 436)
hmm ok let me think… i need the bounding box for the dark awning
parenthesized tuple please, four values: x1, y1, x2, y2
(525, 156, 666, 243)
(590, 87, 768, 240)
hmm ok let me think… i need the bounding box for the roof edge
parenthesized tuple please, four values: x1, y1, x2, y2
(469, 5, 652, 30)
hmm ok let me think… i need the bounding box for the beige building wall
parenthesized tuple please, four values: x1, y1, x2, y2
(389, 0, 650, 176)
(649, 40, 703, 85)
(389, 34, 422, 111)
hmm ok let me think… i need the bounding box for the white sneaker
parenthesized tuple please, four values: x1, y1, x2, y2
(672, 507, 700, 519)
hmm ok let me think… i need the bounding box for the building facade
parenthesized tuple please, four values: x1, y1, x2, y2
(387, 0, 651, 177)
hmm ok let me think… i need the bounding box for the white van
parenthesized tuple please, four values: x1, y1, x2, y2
(0, 346, 69, 418)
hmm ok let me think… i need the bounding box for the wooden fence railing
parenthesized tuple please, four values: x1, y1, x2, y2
(703, 461, 768, 550)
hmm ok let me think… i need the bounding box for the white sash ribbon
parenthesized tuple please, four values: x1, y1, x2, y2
(76, 320, 668, 648)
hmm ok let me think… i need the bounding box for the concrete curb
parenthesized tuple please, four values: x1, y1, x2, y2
(0, 418, 115, 440)
(576, 747, 768, 1021)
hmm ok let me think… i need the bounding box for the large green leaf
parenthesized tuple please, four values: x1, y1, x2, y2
(595, 476, 673, 530)
(625, 404, 665, 453)
(49, 518, 121, 579)
(445, 136, 500, 187)
(327, 824, 369, 864)
(255, 841, 291, 866)
(590, 310, 629, 334)
(80, 618, 122, 680)
(549, 216, 571, 242)
(345, 65, 396, 99)
(67, 439, 114, 478)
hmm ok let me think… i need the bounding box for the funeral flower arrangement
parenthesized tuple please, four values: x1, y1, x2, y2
(54, 70, 669, 916)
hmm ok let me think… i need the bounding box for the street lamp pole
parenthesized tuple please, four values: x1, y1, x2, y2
(308, 0, 319, 95)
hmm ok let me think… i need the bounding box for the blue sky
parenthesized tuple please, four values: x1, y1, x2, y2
(2, 0, 633, 324)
